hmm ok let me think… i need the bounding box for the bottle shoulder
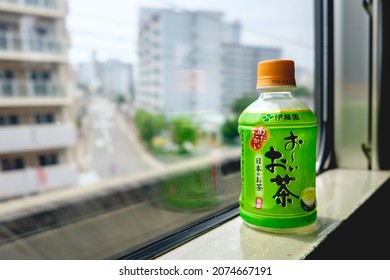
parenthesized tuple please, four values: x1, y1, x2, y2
(243, 95, 312, 113)
(238, 97, 316, 126)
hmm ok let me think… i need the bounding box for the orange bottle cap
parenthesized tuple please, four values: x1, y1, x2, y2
(256, 59, 296, 88)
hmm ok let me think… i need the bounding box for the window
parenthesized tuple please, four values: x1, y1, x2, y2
(1, 157, 24, 171)
(0, 23, 8, 50)
(0, 114, 19, 125)
(0, 70, 14, 96)
(31, 71, 51, 96)
(34, 113, 55, 124)
(26, 0, 39, 6)
(38, 154, 58, 166)
(31, 27, 50, 53)
(0, 0, 316, 260)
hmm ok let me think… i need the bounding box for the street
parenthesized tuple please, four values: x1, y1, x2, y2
(87, 96, 163, 180)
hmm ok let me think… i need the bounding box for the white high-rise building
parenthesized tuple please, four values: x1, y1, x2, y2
(76, 56, 134, 99)
(0, 0, 78, 200)
(137, 8, 240, 115)
(222, 44, 282, 112)
(137, 7, 281, 116)
(101, 59, 134, 99)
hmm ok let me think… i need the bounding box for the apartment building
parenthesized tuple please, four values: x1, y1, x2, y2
(0, 0, 78, 200)
(101, 59, 134, 100)
(137, 7, 282, 116)
(137, 8, 241, 115)
(77, 56, 134, 100)
(221, 44, 282, 112)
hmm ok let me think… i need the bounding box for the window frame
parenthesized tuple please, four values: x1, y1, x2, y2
(315, 0, 337, 174)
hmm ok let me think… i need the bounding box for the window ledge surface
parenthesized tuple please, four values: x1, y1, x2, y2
(156, 168, 390, 260)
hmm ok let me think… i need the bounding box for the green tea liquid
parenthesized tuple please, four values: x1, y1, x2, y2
(238, 109, 317, 231)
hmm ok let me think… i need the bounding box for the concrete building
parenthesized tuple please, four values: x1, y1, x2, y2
(136, 7, 281, 116)
(222, 44, 282, 113)
(101, 59, 134, 100)
(0, 0, 78, 200)
(76, 56, 134, 99)
(137, 8, 241, 115)
(75, 51, 102, 94)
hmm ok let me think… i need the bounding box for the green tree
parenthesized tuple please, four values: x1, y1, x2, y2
(232, 92, 258, 114)
(221, 93, 258, 144)
(293, 86, 312, 98)
(113, 93, 126, 105)
(134, 109, 166, 147)
(221, 117, 239, 144)
(170, 117, 198, 153)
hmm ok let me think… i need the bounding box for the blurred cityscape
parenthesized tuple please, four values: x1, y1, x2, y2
(0, 0, 314, 201)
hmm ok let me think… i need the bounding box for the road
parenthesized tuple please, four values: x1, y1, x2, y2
(87, 96, 163, 179)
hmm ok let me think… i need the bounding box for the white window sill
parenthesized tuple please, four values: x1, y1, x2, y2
(156, 168, 390, 260)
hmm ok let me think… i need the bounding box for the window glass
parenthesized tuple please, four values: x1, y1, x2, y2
(35, 113, 55, 124)
(0, 114, 19, 125)
(38, 154, 58, 166)
(0, 0, 315, 259)
(0, 70, 14, 96)
(1, 157, 24, 171)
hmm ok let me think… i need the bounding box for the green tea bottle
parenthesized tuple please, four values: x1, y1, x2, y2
(238, 59, 318, 233)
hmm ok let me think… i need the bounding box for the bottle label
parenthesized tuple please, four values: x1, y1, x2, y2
(239, 111, 317, 229)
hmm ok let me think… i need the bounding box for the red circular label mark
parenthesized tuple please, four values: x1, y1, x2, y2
(250, 127, 267, 150)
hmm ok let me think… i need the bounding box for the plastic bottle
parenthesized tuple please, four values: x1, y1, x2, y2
(238, 59, 318, 233)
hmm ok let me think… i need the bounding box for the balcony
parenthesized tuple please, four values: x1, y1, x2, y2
(0, 123, 76, 153)
(0, 31, 66, 62)
(0, 80, 65, 97)
(0, 163, 78, 201)
(0, 0, 65, 18)
(0, 80, 72, 106)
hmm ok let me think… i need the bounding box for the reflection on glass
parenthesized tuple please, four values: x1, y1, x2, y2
(159, 163, 221, 211)
(0, 0, 314, 259)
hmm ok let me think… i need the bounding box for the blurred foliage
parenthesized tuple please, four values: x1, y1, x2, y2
(134, 110, 197, 154)
(170, 117, 198, 154)
(134, 109, 166, 147)
(231, 92, 258, 115)
(293, 86, 312, 97)
(221, 116, 238, 144)
(113, 93, 126, 105)
(221, 92, 257, 144)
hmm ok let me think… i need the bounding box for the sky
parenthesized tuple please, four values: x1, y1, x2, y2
(66, 0, 314, 71)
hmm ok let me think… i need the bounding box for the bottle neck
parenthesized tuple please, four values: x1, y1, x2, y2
(258, 86, 294, 99)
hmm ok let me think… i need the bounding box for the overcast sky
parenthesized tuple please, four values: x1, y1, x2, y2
(66, 0, 314, 71)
